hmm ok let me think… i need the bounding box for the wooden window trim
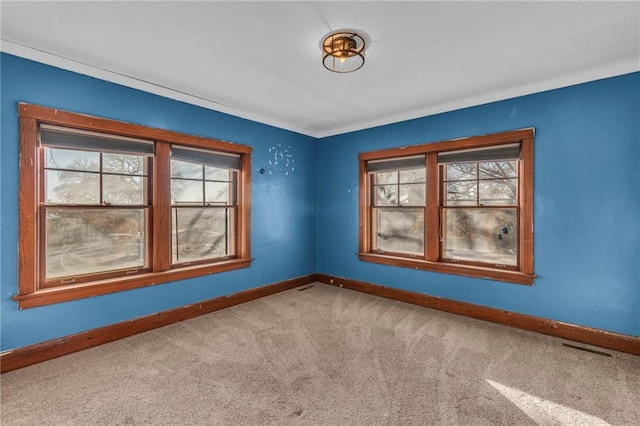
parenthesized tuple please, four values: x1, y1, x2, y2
(358, 128, 535, 285)
(16, 103, 252, 309)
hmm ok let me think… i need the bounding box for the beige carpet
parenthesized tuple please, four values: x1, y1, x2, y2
(1, 283, 639, 425)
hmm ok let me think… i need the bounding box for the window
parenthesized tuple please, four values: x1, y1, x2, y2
(359, 129, 534, 285)
(170, 146, 239, 265)
(369, 156, 426, 256)
(16, 103, 251, 308)
(40, 125, 153, 288)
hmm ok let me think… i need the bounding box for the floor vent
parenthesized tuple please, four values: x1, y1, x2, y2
(297, 286, 314, 292)
(562, 343, 612, 357)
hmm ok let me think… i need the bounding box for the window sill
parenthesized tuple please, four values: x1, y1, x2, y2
(357, 252, 534, 285)
(13, 258, 252, 309)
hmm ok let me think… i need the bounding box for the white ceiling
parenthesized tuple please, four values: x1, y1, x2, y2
(2, 1, 639, 138)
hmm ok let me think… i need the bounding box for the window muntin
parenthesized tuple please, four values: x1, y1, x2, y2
(17, 103, 252, 308)
(358, 129, 534, 285)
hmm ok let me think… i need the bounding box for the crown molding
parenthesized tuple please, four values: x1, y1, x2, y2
(3, 40, 638, 140)
(315, 58, 640, 138)
(1, 39, 318, 138)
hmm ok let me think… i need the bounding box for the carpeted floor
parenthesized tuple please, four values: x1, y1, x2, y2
(1, 283, 639, 425)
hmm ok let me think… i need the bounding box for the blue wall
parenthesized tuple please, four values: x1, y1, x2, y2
(317, 72, 640, 337)
(0, 53, 318, 351)
(1, 53, 638, 352)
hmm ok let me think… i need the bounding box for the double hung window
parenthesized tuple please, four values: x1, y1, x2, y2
(439, 144, 521, 267)
(170, 146, 239, 265)
(41, 125, 153, 287)
(369, 156, 426, 256)
(359, 129, 534, 284)
(17, 103, 251, 308)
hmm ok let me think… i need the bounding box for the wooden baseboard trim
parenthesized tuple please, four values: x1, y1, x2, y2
(1, 274, 317, 373)
(4, 272, 636, 373)
(316, 273, 640, 356)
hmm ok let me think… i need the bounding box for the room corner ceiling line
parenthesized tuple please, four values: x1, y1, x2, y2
(312, 58, 640, 139)
(0, 39, 318, 138)
(2, 41, 638, 140)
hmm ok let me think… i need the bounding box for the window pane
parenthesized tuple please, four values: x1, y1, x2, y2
(44, 148, 99, 171)
(374, 208, 424, 255)
(205, 182, 230, 204)
(103, 175, 146, 205)
(102, 153, 145, 175)
(479, 179, 518, 206)
(445, 163, 476, 181)
(172, 207, 230, 263)
(445, 181, 476, 206)
(45, 170, 99, 204)
(374, 185, 398, 206)
(45, 208, 146, 279)
(479, 161, 517, 179)
(399, 183, 425, 206)
(205, 166, 230, 181)
(399, 168, 425, 184)
(172, 179, 203, 205)
(374, 171, 398, 184)
(171, 159, 202, 179)
(442, 208, 517, 266)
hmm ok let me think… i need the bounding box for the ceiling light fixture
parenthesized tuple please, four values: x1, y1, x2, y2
(322, 31, 365, 73)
